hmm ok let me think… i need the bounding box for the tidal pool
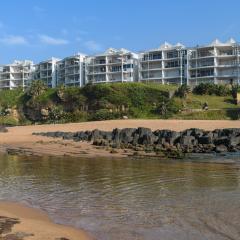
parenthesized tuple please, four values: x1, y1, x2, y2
(0, 154, 239, 240)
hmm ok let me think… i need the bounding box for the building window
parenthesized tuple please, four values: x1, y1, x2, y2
(167, 51, 178, 59)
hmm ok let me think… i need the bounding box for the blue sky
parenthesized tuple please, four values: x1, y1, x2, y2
(0, 0, 240, 63)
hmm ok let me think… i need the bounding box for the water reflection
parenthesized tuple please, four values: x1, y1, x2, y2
(0, 154, 240, 240)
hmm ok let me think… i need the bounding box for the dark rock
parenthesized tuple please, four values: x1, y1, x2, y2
(229, 136, 240, 147)
(62, 132, 74, 140)
(0, 216, 20, 235)
(198, 136, 213, 144)
(137, 127, 152, 138)
(32, 127, 240, 158)
(215, 145, 228, 153)
(118, 128, 136, 144)
(214, 137, 230, 146)
(180, 136, 197, 146)
(0, 126, 8, 133)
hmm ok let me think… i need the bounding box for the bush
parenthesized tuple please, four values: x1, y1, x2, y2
(0, 88, 23, 108)
(193, 83, 230, 96)
(27, 80, 47, 97)
(175, 85, 191, 98)
(231, 85, 240, 99)
(0, 116, 19, 126)
(156, 99, 181, 118)
(63, 111, 88, 123)
(90, 109, 121, 121)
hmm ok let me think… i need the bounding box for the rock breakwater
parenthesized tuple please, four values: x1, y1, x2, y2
(33, 128, 240, 158)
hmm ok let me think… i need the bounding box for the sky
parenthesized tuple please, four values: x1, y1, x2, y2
(1, 0, 240, 64)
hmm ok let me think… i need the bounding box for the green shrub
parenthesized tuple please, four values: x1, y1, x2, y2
(156, 99, 182, 118)
(193, 83, 230, 96)
(27, 80, 47, 97)
(231, 85, 240, 99)
(90, 109, 121, 121)
(175, 84, 191, 98)
(0, 116, 19, 126)
(63, 111, 88, 123)
(0, 88, 23, 108)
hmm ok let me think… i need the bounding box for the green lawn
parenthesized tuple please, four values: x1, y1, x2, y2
(175, 94, 239, 110)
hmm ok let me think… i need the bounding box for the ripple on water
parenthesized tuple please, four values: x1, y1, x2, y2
(0, 154, 240, 240)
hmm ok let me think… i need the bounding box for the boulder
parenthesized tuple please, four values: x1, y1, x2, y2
(180, 136, 197, 146)
(214, 137, 229, 146)
(215, 145, 228, 153)
(119, 128, 136, 144)
(229, 136, 240, 147)
(198, 136, 213, 144)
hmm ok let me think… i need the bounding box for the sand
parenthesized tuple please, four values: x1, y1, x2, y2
(0, 202, 93, 240)
(0, 119, 239, 158)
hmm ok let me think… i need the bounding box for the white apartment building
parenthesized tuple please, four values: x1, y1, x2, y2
(188, 38, 240, 85)
(0, 38, 240, 91)
(139, 42, 187, 84)
(56, 54, 85, 87)
(0, 60, 34, 90)
(85, 48, 138, 84)
(33, 57, 60, 88)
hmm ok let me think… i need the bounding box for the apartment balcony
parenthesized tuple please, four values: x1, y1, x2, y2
(217, 50, 235, 57)
(107, 59, 122, 64)
(141, 72, 162, 79)
(141, 58, 162, 62)
(65, 63, 80, 68)
(87, 71, 106, 75)
(89, 77, 107, 83)
(0, 80, 10, 88)
(217, 73, 237, 78)
(164, 65, 181, 69)
(88, 59, 106, 65)
(108, 78, 123, 82)
(190, 53, 215, 59)
(189, 75, 215, 79)
(40, 66, 48, 71)
(189, 64, 214, 69)
(217, 61, 238, 67)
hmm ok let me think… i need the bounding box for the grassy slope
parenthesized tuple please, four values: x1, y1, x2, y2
(175, 94, 239, 109)
(174, 94, 239, 120)
(0, 83, 239, 124)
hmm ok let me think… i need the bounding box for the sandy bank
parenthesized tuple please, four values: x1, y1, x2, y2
(0, 120, 239, 158)
(0, 201, 93, 240)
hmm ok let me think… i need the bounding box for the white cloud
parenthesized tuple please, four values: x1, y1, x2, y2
(39, 34, 69, 45)
(84, 40, 102, 51)
(0, 35, 28, 45)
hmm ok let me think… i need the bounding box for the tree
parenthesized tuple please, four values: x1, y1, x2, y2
(28, 80, 47, 98)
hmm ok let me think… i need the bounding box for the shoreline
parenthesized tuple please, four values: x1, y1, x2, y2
(0, 119, 240, 158)
(0, 201, 93, 240)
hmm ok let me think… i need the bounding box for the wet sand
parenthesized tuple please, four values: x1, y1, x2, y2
(0, 202, 93, 240)
(0, 119, 239, 158)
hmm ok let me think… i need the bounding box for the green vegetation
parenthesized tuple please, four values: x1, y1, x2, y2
(0, 82, 239, 125)
(193, 83, 231, 96)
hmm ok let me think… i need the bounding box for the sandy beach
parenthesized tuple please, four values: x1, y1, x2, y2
(0, 119, 239, 158)
(0, 202, 93, 240)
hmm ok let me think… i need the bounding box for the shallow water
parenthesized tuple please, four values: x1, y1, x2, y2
(0, 154, 240, 240)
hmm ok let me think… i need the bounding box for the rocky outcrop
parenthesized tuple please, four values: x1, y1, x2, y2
(33, 128, 240, 158)
(0, 216, 33, 239)
(0, 126, 8, 133)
